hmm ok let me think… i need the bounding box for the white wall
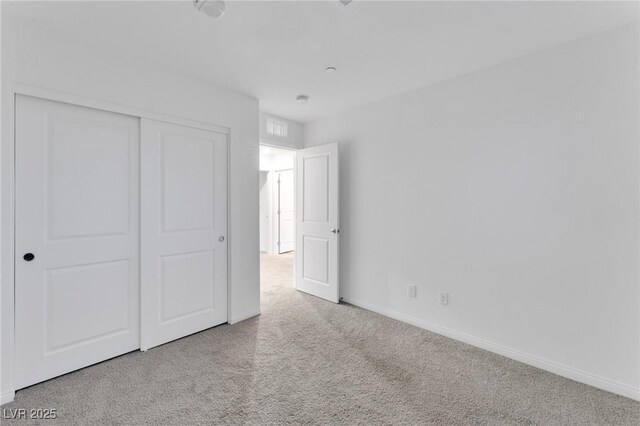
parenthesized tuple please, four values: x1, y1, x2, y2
(260, 148, 294, 172)
(260, 112, 304, 149)
(1, 16, 260, 402)
(270, 150, 295, 172)
(305, 24, 640, 400)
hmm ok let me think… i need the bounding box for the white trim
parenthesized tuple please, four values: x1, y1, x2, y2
(11, 83, 230, 135)
(258, 142, 298, 257)
(226, 128, 233, 325)
(1, 390, 15, 405)
(259, 141, 298, 152)
(341, 296, 640, 402)
(2, 83, 233, 402)
(228, 309, 261, 325)
(260, 140, 301, 151)
(1, 91, 17, 405)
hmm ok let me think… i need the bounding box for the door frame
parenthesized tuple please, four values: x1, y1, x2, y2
(1, 83, 231, 403)
(258, 143, 297, 273)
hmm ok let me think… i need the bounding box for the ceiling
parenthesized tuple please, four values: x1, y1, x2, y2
(5, 1, 639, 123)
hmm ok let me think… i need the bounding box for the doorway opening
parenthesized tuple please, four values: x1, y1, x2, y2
(259, 145, 296, 292)
(258, 142, 340, 303)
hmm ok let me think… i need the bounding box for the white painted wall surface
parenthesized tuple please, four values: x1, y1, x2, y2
(305, 24, 640, 399)
(1, 20, 260, 401)
(260, 171, 271, 253)
(270, 150, 295, 172)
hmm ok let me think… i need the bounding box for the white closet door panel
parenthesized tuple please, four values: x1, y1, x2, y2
(14, 95, 140, 389)
(141, 119, 228, 351)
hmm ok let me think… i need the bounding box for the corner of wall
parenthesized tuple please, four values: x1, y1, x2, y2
(1, 389, 15, 405)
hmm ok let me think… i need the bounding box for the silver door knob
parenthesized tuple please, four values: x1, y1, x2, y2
(331, 228, 339, 234)
(218, 236, 225, 242)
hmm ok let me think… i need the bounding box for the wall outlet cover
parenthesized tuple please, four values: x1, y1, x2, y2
(407, 285, 417, 298)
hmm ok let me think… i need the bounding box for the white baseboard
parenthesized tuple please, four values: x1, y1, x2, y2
(1, 389, 15, 405)
(341, 296, 640, 402)
(229, 309, 261, 325)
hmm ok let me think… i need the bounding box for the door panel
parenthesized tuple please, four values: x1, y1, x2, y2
(15, 95, 140, 389)
(162, 133, 215, 232)
(45, 260, 131, 352)
(278, 169, 295, 253)
(295, 143, 339, 303)
(141, 119, 227, 351)
(302, 156, 329, 222)
(160, 250, 215, 322)
(302, 237, 329, 283)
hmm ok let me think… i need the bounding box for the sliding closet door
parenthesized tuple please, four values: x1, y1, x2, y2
(140, 119, 228, 351)
(14, 95, 140, 389)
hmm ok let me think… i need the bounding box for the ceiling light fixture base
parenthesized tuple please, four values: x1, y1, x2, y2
(193, 0, 226, 19)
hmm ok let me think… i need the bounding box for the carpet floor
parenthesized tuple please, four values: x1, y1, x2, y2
(2, 252, 638, 425)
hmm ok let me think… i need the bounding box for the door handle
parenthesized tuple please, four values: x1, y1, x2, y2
(331, 229, 339, 234)
(23, 253, 35, 262)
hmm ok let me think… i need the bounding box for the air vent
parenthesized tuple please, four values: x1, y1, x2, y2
(338, 0, 353, 7)
(266, 118, 288, 137)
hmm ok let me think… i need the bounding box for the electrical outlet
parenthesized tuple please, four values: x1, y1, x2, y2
(407, 285, 417, 298)
(439, 292, 449, 305)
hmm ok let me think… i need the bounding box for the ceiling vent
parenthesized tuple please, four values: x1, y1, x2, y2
(338, 0, 353, 7)
(266, 118, 288, 138)
(193, 0, 226, 19)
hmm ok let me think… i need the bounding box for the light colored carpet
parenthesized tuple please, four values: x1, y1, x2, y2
(2, 252, 638, 425)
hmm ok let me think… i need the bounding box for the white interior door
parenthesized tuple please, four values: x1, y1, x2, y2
(278, 169, 295, 253)
(140, 119, 228, 351)
(295, 143, 339, 303)
(15, 95, 140, 389)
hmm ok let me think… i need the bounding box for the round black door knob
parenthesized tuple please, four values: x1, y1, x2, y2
(23, 253, 34, 262)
